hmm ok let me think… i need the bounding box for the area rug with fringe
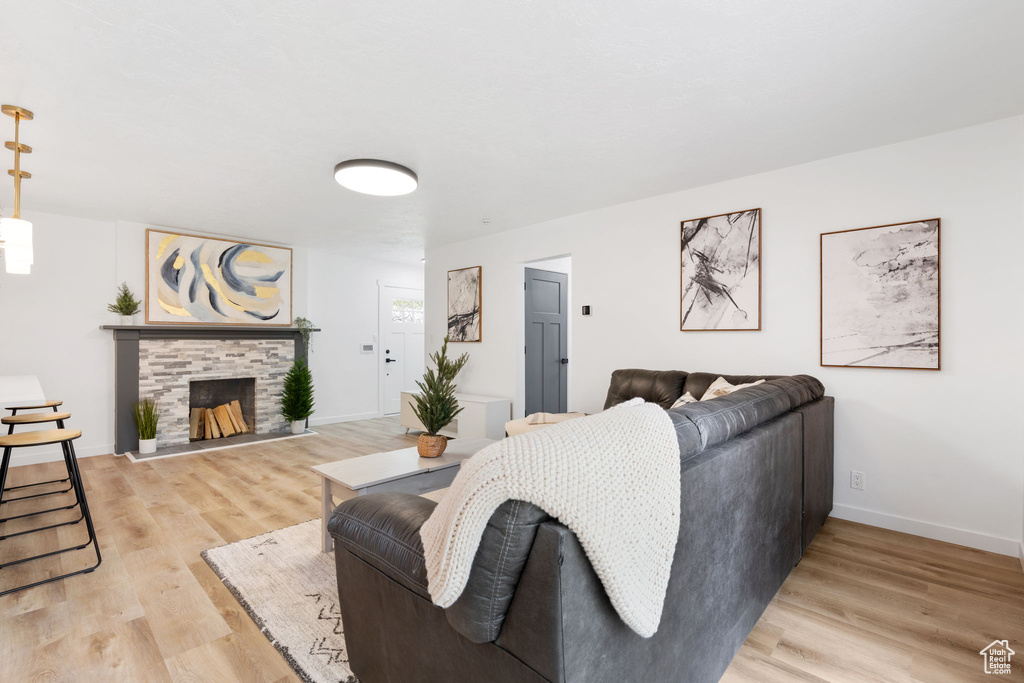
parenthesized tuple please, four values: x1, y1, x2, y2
(202, 519, 357, 683)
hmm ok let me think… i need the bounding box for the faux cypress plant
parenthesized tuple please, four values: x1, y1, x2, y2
(411, 336, 469, 436)
(108, 282, 142, 316)
(281, 359, 315, 422)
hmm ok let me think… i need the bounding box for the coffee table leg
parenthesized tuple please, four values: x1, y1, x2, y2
(322, 478, 334, 553)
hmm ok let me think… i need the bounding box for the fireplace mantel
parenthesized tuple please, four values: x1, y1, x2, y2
(101, 324, 320, 339)
(103, 324, 319, 454)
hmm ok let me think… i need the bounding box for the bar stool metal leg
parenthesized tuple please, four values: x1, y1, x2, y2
(0, 439, 101, 596)
(0, 417, 80, 524)
(0, 440, 83, 539)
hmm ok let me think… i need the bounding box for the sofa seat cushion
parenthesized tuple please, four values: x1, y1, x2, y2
(328, 492, 435, 599)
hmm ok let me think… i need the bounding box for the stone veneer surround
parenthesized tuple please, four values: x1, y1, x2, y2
(139, 338, 293, 447)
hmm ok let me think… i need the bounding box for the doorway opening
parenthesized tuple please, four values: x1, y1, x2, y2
(522, 256, 571, 416)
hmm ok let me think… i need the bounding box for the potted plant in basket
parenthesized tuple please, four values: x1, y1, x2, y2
(411, 336, 469, 458)
(132, 398, 159, 455)
(281, 358, 315, 434)
(108, 282, 142, 325)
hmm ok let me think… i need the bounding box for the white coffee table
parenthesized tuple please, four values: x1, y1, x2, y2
(312, 437, 495, 552)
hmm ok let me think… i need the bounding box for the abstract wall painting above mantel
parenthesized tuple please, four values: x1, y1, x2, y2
(145, 229, 293, 326)
(447, 266, 482, 342)
(820, 219, 940, 370)
(680, 208, 761, 331)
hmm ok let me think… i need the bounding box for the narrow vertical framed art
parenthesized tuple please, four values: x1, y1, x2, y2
(447, 266, 482, 342)
(680, 208, 761, 331)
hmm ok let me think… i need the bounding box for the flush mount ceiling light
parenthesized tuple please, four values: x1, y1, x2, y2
(0, 104, 34, 275)
(334, 159, 418, 196)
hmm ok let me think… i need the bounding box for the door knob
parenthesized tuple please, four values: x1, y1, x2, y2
(386, 358, 398, 363)
(560, 358, 569, 365)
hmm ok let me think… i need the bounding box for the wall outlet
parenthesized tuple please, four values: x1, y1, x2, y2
(850, 470, 865, 491)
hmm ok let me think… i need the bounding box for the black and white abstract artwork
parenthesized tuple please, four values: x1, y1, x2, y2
(447, 266, 482, 342)
(821, 219, 940, 370)
(680, 208, 761, 331)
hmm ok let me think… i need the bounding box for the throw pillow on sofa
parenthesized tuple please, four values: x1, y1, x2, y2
(700, 377, 765, 401)
(669, 392, 699, 409)
(505, 412, 586, 437)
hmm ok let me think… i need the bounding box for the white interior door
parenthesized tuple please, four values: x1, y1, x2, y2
(380, 287, 425, 415)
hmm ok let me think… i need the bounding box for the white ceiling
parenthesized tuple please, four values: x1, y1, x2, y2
(1, 1, 1022, 263)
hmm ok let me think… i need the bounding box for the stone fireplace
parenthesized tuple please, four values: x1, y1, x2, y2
(104, 325, 310, 454)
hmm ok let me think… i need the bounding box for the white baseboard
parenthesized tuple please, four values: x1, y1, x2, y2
(309, 411, 381, 426)
(10, 442, 113, 467)
(1019, 543, 1024, 575)
(831, 503, 1020, 557)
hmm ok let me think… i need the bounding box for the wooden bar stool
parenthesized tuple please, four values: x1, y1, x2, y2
(3, 402, 71, 498)
(5, 400, 63, 415)
(0, 429, 101, 596)
(0, 412, 79, 524)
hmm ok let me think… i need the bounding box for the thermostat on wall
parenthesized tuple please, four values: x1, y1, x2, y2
(360, 343, 375, 354)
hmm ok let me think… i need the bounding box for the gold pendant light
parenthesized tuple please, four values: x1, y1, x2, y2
(1, 104, 34, 275)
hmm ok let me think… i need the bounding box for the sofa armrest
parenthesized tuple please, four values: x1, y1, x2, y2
(329, 492, 552, 646)
(328, 492, 435, 599)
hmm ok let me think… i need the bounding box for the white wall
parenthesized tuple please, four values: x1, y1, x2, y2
(306, 249, 423, 425)
(425, 116, 1024, 556)
(0, 211, 118, 464)
(0, 211, 420, 464)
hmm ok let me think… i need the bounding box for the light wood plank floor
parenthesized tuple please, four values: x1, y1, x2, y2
(1, 417, 1021, 682)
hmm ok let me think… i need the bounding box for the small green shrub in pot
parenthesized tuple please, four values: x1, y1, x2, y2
(411, 336, 469, 457)
(108, 282, 142, 324)
(281, 359, 315, 433)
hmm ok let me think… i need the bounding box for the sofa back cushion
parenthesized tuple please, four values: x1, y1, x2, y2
(603, 369, 687, 410)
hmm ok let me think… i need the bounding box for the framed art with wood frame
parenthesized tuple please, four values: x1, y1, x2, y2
(820, 218, 940, 370)
(680, 208, 761, 331)
(447, 266, 482, 342)
(145, 228, 293, 326)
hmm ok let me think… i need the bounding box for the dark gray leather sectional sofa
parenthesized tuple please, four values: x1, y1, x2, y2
(328, 369, 834, 682)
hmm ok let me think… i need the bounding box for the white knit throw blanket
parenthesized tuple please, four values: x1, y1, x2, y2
(420, 398, 681, 638)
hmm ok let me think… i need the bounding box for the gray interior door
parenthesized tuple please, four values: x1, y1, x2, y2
(525, 268, 568, 415)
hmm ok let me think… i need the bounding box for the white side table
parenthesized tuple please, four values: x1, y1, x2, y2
(400, 392, 511, 440)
